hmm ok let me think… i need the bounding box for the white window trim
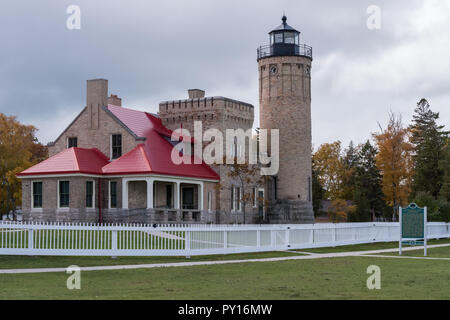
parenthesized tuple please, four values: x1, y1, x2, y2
(86, 180, 96, 209)
(252, 187, 257, 208)
(31, 181, 43, 212)
(57, 180, 70, 211)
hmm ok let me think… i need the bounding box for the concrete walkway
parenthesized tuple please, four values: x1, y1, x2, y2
(0, 243, 449, 274)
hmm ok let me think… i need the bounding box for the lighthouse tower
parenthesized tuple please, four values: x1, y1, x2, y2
(257, 16, 314, 223)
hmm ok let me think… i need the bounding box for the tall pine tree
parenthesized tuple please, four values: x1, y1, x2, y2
(350, 141, 386, 221)
(409, 99, 449, 199)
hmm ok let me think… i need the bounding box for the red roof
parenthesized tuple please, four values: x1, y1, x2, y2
(17, 148, 109, 176)
(103, 105, 219, 180)
(18, 105, 219, 181)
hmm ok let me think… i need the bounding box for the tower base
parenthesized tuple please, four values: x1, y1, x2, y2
(267, 200, 314, 224)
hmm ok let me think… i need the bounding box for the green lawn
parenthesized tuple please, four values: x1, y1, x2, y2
(297, 238, 450, 254)
(375, 245, 450, 258)
(0, 250, 302, 269)
(1, 255, 449, 299)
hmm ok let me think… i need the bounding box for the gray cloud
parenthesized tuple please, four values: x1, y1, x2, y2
(0, 0, 448, 149)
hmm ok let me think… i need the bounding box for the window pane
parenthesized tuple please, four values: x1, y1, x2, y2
(86, 181, 93, 207)
(59, 181, 69, 207)
(112, 134, 122, 159)
(68, 137, 77, 148)
(33, 182, 42, 208)
(274, 32, 283, 43)
(284, 32, 295, 44)
(110, 182, 117, 208)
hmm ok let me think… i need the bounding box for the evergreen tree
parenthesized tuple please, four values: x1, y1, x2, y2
(312, 158, 325, 217)
(439, 138, 450, 201)
(409, 99, 449, 199)
(341, 141, 358, 200)
(351, 141, 386, 221)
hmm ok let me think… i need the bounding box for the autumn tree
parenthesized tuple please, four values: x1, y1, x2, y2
(328, 199, 356, 223)
(409, 99, 449, 199)
(0, 114, 48, 219)
(311, 157, 325, 216)
(312, 141, 346, 200)
(373, 112, 413, 221)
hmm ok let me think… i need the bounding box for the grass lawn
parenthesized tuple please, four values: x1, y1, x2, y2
(375, 244, 450, 258)
(297, 238, 450, 254)
(0, 250, 302, 269)
(1, 254, 449, 299)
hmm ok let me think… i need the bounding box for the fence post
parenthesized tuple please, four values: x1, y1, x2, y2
(185, 230, 191, 251)
(111, 230, 118, 251)
(223, 230, 228, 249)
(285, 226, 290, 250)
(28, 229, 34, 250)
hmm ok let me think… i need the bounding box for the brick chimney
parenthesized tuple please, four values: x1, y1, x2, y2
(188, 89, 205, 99)
(107, 94, 122, 106)
(87, 79, 108, 130)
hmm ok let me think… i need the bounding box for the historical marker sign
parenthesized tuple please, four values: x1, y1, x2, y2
(399, 203, 427, 256)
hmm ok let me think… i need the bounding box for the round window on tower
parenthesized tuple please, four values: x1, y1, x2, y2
(270, 65, 278, 75)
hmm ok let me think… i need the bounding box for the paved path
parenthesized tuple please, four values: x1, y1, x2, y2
(0, 243, 449, 274)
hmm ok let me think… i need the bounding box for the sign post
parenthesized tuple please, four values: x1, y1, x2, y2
(399, 203, 427, 256)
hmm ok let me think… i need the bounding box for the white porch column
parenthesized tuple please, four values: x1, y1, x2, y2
(122, 178, 129, 209)
(175, 182, 180, 209)
(146, 178, 154, 209)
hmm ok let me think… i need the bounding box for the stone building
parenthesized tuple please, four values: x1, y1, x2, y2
(18, 16, 315, 224)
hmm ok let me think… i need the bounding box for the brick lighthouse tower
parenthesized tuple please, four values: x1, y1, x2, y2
(257, 15, 314, 223)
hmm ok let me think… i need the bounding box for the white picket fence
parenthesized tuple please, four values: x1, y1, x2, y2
(0, 221, 449, 256)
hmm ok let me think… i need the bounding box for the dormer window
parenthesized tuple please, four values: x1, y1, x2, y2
(111, 134, 122, 159)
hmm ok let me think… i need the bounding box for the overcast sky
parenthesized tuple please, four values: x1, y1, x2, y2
(0, 0, 449, 150)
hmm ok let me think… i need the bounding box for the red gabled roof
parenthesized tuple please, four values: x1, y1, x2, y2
(17, 148, 109, 176)
(103, 105, 219, 180)
(18, 105, 219, 181)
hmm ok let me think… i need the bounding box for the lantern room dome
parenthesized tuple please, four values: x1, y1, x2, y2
(270, 15, 299, 33)
(257, 15, 312, 61)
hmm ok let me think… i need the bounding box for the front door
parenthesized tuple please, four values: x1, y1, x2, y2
(182, 187, 194, 209)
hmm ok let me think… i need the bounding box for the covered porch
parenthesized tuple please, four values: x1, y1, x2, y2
(121, 176, 205, 222)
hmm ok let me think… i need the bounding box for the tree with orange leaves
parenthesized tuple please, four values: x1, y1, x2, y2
(0, 113, 48, 219)
(373, 112, 413, 221)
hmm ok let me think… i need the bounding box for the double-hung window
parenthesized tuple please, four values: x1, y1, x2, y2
(86, 181, 94, 208)
(32, 182, 42, 208)
(111, 134, 122, 159)
(59, 181, 70, 208)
